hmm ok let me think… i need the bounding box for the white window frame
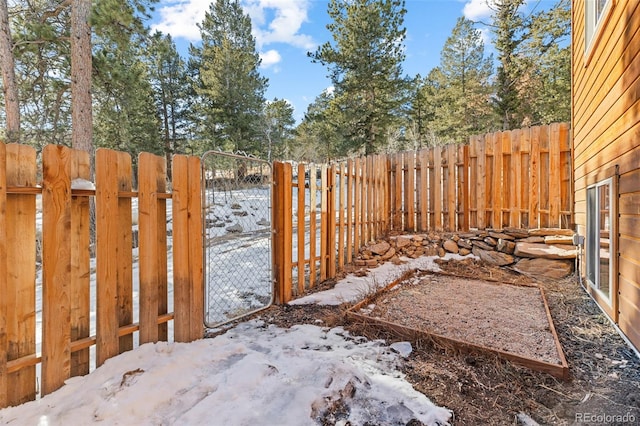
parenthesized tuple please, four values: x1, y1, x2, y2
(585, 178, 614, 308)
(585, 0, 613, 54)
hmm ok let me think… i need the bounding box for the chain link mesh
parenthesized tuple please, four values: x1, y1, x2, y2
(202, 152, 273, 328)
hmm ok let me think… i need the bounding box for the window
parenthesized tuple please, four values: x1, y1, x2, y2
(585, 0, 612, 52)
(586, 179, 613, 305)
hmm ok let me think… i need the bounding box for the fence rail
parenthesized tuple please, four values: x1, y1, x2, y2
(273, 123, 572, 302)
(0, 143, 203, 408)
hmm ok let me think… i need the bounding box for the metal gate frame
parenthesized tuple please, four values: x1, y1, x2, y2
(201, 150, 274, 328)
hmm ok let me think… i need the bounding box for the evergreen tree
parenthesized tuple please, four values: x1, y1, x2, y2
(310, 0, 408, 155)
(192, 0, 267, 155)
(0, 0, 20, 142)
(294, 90, 344, 162)
(261, 98, 295, 161)
(147, 31, 191, 175)
(432, 17, 494, 142)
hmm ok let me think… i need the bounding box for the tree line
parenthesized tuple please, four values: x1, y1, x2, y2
(0, 0, 570, 170)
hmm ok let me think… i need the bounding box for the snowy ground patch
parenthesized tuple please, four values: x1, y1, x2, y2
(0, 320, 451, 425)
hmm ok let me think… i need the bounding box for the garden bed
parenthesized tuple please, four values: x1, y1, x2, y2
(347, 269, 569, 379)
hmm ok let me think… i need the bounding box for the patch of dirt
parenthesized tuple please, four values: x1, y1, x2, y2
(358, 272, 562, 366)
(240, 258, 640, 425)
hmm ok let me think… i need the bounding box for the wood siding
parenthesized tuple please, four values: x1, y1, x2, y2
(572, 0, 640, 352)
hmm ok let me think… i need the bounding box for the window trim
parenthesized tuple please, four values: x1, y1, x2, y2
(584, 0, 615, 67)
(584, 172, 618, 322)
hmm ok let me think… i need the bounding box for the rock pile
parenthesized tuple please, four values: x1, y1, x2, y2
(354, 228, 577, 279)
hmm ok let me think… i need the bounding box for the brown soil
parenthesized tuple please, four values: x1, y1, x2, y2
(228, 257, 640, 425)
(358, 272, 562, 366)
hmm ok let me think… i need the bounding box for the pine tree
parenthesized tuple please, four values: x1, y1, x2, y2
(432, 17, 494, 142)
(0, 0, 19, 142)
(192, 0, 267, 155)
(310, 0, 408, 155)
(261, 98, 295, 161)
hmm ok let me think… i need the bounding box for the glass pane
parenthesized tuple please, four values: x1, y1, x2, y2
(598, 184, 610, 297)
(596, 0, 608, 21)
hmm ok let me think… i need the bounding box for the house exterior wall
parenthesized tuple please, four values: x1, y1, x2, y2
(572, 0, 640, 351)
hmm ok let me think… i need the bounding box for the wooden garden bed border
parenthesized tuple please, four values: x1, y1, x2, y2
(345, 269, 569, 380)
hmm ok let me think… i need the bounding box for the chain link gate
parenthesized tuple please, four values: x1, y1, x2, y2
(201, 151, 273, 328)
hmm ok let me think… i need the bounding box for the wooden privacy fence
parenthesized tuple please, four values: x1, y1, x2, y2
(272, 123, 572, 303)
(0, 143, 203, 409)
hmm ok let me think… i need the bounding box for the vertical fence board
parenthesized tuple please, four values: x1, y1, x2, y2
(393, 154, 402, 230)
(96, 149, 120, 365)
(338, 163, 345, 270)
(353, 160, 361, 254)
(309, 164, 317, 287)
(492, 132, 503, 228)
(187, 156, 204, 340)
(116, 152, 133, 352)
(172, 155, 191, 342)
(320, 166, 328, 282)
(363, 157, 368, 245)
(539, 125, 551, 227)
(0, 142, 6, 408)
(405, 152, 415, 232)
(559, 123, 572, 227)
(459, 145, 469, 231)
(418, 150, 427, 231)
(520, 128, 531, 227)
(70, 150, 91, 376)
(138, 153, 166, 344)
(478, 135, 487, 229)
(5, 144, 37, 404)
(156, 164, 168, 342)
(297, 164, 306, 295)
(41, 145, 72, 396)
(447, 145, 456, 231)
(346, 160, 353, 264)
(510, 130, 522, 228)
(469, 138, 478, 229)
(172, 155, 204, 341)
(529, 126, 540, 228)
(501, 131, 512, 228)
(328, 165, 337, 278)
(549, 123, 562, 227)
(434, 148, 442, 230)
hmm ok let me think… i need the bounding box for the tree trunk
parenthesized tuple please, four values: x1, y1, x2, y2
(0, 0, 20, 142)
(71, 0, 93, 157)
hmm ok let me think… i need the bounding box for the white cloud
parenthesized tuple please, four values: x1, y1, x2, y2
(260, 49, 282, 69)
(463, 0, 493, 21)
(243, 0, 316, 50)
(152, 0, 211, 41)
(153, 0, 316, 51)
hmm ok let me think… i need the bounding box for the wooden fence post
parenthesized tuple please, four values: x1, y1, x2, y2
(272, 162, 292, 303)
(172, 155, 204, 342)
(346, 159, 353, 264)
(41, 145, 72, 396)
(327, 164, 337, 278)
(70, 150, 91, 376)
(309, 164, 317, 288)
(0, 142, 6, 408)
(446, 145, 456, 231)
(116, 152, 134, 352)
(530, 126, 541, 228)
(96, 149, 121, 366)
(297, 163, 306, 295)
(138, 153, 168, 344)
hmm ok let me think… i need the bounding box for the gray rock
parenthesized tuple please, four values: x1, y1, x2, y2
(226, 223, 243, 233)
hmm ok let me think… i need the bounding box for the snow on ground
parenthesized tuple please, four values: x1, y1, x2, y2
(3, 254, 461, 426)
(0, 320, 451, 426)
(290, 253, 470, 306)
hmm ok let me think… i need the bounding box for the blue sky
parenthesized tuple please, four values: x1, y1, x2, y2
(151, 0, 555, 122)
